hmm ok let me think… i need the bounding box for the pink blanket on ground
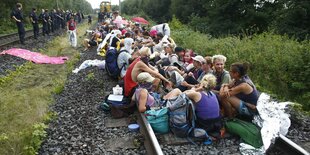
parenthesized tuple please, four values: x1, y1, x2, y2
(0, 48, 69, 64)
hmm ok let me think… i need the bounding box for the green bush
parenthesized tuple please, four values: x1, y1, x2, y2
(170, 18, 310, 111)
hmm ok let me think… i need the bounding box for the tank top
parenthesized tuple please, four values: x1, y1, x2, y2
(195, 91, 220, 120)
(234, 75, 259, 105)
(134, 88, 155, 108)
(124, 57, 140, 97)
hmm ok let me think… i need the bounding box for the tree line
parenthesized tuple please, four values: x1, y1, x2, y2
(0, 0, 93, 33)
(121, 0, 309, 40)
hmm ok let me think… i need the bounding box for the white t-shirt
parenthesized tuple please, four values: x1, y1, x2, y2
(117, 48, 132, 78)
(151, 23, 171, 37)
(124, 38, 134, 54)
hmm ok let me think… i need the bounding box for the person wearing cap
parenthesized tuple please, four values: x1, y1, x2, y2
(123, 47, 172, 97)
(178, 55, 205, 91)
(164, 74, 222, 132)
(197, 56, 214, 82)
(131, 72, 161, 113)
(211, 55, 231, 93)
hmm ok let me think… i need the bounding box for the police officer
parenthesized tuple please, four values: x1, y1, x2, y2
(39, 9, 49, 36)
(11, 3, 25, 44)
(30, 8, 39, 39)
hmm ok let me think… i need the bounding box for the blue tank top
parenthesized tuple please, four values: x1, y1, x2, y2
(195, 91, 220, 120)
(234, 75, 259, 105)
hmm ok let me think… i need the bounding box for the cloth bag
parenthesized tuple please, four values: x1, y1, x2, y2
(145, 108, 169, 133)
(225, 118, 263, 148)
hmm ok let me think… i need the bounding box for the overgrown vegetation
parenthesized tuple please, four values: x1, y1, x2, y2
(169, 17, 310, 111)
(122, 0, 310, 41)
(0, 21, 89, 154)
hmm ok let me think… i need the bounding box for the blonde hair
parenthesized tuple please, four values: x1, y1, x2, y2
(139, 47, 151, 57)
(212, 54, 227, 63)
(200, 74, 217, 91)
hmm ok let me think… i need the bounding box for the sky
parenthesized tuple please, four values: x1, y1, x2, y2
(86, 0, 122, 9)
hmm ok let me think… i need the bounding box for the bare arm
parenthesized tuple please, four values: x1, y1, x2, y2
(137, 61, 170, 83)
(12, 16, 21, 22)
(184, 90, 201, 103)
(220, 83, 250, 98)
(138, 89, 148, 113)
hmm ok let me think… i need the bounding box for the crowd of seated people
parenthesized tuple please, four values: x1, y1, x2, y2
(84, 13, 260, 136)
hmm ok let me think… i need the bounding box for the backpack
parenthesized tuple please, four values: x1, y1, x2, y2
(105, 94, 136, 118)
(105, 48, 127, 79)
(225, 118, 263, 148)
(145, 108, 169, 133)
(166, 93, 209, 144)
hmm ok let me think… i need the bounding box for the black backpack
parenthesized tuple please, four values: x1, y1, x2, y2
(105, 48, 127, 79)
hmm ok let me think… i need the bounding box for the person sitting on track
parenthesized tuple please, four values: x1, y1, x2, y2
(123, 47, 172, 97)
(83, 32, 102, 51)
(219, 62, 260, 118)
(131, 72, 161, 113)
(164, 74, 222, 132)
(177, 55, 205, 91)
(212, 54, 231, 93)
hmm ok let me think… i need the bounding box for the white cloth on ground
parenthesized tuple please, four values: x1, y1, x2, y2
(72, 59, 105, 73)
(239, 93, 292, 155)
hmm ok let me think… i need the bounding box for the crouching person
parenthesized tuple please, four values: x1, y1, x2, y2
(131, 72, 161, 113)
(164, 74, 222, 132)
(83, 32, 102, 51)
(67, 16, 77, 47)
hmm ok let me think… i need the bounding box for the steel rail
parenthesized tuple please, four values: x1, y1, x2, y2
(274, 134, 310, 155)
(0, 29, 37, 47)
(137, 112, 164, 155)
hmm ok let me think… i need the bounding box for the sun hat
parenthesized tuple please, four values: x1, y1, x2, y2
(137, 72, 155, 83)
(192, 55, 206, 64)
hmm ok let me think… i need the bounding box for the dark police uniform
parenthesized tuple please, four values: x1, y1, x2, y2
(11, 8, 25, 44)
(30, 10, 39, 39)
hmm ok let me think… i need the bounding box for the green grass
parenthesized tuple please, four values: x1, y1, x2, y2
(0, 22, 90, 155)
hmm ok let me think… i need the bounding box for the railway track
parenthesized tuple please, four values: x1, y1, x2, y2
(136, 112, 309, 155)
(0, 29, 39, 47)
